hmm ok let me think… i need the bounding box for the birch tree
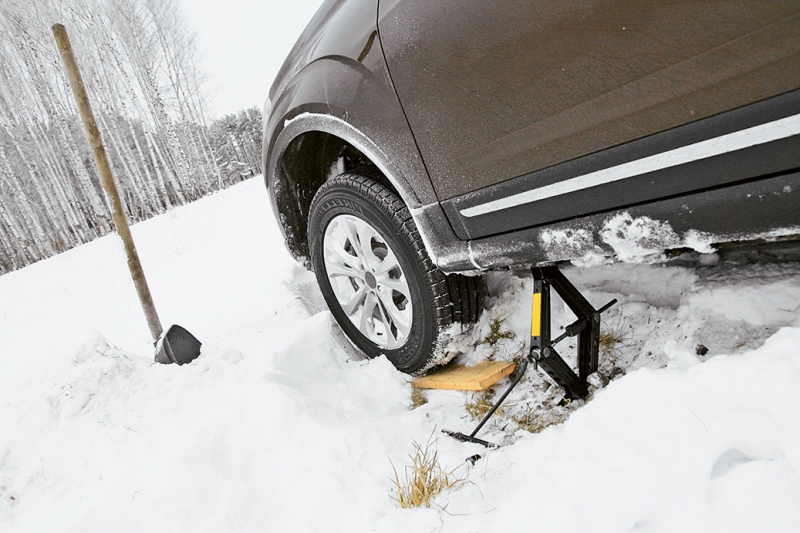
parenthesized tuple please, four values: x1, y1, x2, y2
(0, 0, 258, 274)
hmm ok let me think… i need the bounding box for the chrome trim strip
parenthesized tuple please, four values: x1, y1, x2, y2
(461, 113, 800, 218)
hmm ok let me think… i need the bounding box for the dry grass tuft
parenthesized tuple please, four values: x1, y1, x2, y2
(511, 405, 571, 434)
(510, 408, 548, 433)
(464, 389, 501, 420)
(391, 437, 460, 508)
(410, 387, 428, 409)
(599, 315, 634, 358)
(484, 317, 516, 346)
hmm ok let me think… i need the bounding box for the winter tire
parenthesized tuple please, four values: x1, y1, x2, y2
(308, 173, 483, 374)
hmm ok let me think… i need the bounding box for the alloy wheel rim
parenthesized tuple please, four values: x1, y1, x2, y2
(323, 214, 413, 349)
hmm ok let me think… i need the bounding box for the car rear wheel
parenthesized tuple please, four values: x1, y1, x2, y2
(308, 172, 483, 374)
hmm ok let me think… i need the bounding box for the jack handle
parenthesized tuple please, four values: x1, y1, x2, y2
(443, 357, 531, 448)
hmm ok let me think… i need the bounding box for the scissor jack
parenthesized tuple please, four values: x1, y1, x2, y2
(444, 265, 616, 447)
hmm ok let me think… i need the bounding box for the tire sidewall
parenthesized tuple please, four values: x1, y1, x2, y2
(308, 179, 438, 372)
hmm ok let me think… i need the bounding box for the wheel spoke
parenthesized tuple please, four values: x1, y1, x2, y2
(355, 218, 380, 266)
(325, 261, 360, 279)
(391, 314, 412, 344)
(375, 288, 411, 343)
(376, 276, 411, 301)
(341, 218, 366, 265)
(326, 239, 362, 271)
(360, 291, 379, 333)
(374, 247, 401, 276)
(374, 298, 399, 347)
(340, 285, 367, 317)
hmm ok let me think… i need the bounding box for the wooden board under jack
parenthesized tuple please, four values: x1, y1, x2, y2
(412, 361, 516, 391)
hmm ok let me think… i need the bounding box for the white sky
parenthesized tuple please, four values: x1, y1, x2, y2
(178, 0, 324, 118)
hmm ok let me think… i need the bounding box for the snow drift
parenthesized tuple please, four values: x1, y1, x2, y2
(1, 178, 799, 532)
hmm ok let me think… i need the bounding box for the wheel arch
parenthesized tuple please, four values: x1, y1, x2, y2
(262, 47, 462, 263)
(267, 115, 417, 264)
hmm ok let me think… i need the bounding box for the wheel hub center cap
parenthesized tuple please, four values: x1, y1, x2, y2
(364, 271, 377, 289)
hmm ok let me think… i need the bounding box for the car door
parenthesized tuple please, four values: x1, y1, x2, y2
(378, 0, 800, 239)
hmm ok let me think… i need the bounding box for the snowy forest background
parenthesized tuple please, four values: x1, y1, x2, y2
(0, 0, 263, 274)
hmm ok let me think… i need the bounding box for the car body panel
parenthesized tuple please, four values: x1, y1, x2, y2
(443, 90, 800, 239)
(378, 0, 800, 200)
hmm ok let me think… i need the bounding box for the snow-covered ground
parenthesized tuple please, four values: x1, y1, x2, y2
(1, 178, 799, 532)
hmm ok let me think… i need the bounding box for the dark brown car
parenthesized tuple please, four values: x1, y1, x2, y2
(263, 0, 800, 373)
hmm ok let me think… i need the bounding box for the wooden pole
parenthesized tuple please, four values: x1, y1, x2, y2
(52, 23, 163, 341)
